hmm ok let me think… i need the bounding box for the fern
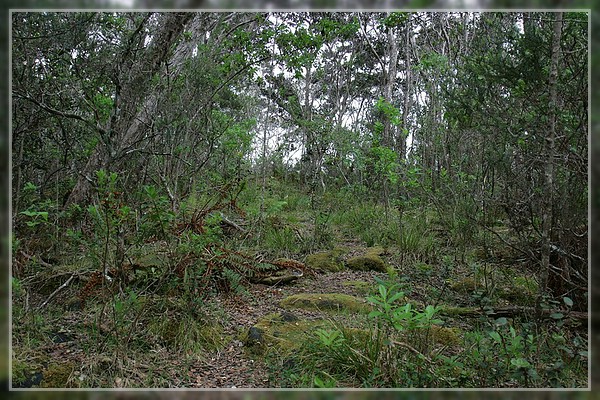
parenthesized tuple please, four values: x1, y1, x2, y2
(222, 267, 246, 295)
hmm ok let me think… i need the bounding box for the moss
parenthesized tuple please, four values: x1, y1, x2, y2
(450, 277, 480, 293)
(346, 255, 386, 272)
(339, 326, 371, 344)
(40, 362, 76, 388)
(346, 247, 387, 272)
(513, 276, 538, 292)
(280, 293, 370, 313)
(367, 246, 386, 256)
(135, 253, 168, 268)
(12, 359, 28, 386)
(134, 253, 169, 269)
(243, 312, 329, 355)
(429, 326, 462, 347)
(437, 305, 474, 316)
(305, 249, 346, 272)
(500, 275, 539, 305)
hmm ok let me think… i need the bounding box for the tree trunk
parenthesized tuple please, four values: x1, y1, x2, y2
(540, 12, 563, 295)
(399, 17, 412, 161)
(64, 12, 195, 207)
(383, 24, 399, 149)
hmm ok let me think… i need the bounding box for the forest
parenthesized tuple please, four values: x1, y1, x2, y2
(10, 11, 589, 388)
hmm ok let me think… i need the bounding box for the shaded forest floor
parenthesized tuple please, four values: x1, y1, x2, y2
(11, 182, 589, 389)
(12, 240, 588, 389)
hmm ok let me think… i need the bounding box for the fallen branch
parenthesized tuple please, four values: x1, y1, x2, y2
(37, 273, 76, 310)
(219, 212, 246, 233)
(441, 305, 587, 323)
(391, 340, 433, 364)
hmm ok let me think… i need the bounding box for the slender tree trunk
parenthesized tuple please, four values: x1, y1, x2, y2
(13, 131, 25, 216)
(261, 86, 271, 215)
(540, 12, 563, 296)
(400, 18, 412, 162)
(383, 25, 399, 149)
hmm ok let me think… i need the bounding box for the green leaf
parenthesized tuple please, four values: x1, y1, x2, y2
(550, 313, 564, 320)
(510, 358, 531, 368)
(23, 182, 38, 191)
(563, 297, 573, 307)
(387, 291, 404, 304)
(489, 331, 502, 343)
(494, 317, 508, 326)
(378, 284, 387, 300)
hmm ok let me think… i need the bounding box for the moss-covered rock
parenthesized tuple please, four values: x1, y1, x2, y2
(242, 312, 328, 355)
(40, 362, 76, 388)
(429, 326, 462, 347)
(12, 359, 37, 388)
(280, 293, 370, 313)
(346, 255, 386, 272)
(346, 247, 386, 272)
(305, 249, 346, 272)
(449, 277, 481, 293)
(367, 246, 386, 256)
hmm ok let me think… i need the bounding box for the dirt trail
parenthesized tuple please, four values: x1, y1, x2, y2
(187, 269, 386, 388)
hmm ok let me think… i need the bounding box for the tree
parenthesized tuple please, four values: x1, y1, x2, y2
(540, 11, 563, 296)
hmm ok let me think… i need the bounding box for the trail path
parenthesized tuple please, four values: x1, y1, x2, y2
(187, 268, 386, 388)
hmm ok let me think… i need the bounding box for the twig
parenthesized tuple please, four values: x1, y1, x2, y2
(37, 273, 76, 310)
(390, 340, 433, 364)
(20, 251, 53, 268)
(219, 212, 247, 233)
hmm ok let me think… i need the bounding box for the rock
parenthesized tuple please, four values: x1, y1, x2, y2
(246, 326, 265, 346)
(346, 247, 386, 272)
(280, 293, 370, 313)
(280, 311, 299, 322)
(13, 371, 43, 388)
(250, 268, 303, 285)
(429, 326, 462, 347)
(305, 248, 346, 272)
(40, 362, 76, 388)
(450, 277, 480, 293)
(243, 312, 326, 355)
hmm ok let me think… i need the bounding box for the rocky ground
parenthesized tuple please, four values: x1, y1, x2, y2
(15, 243, 569, 389)
(13, 245, 394, 389)
(187, 267, 388, 388)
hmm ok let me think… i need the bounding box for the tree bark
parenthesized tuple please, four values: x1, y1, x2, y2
(540, 12, 563, 295)
(65, 12, 195, 207)
(400, 16, 412, 161)
(383, 23, 399, 149)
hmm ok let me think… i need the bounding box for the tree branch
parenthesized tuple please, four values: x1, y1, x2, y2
(13, 90, 108, 138)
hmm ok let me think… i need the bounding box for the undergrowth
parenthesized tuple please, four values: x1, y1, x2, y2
(11, 174, 588, 388)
